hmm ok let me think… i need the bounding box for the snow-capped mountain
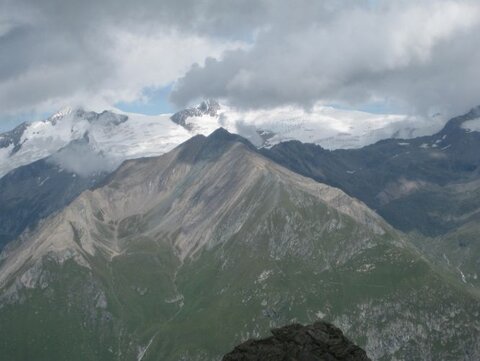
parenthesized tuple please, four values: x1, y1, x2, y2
(0, 101, 446, 179)
(170, 100, 446, 149)
(0, 108, 191, 178)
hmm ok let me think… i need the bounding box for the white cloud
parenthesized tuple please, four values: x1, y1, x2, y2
(0, 27, 244, 116)
(100, 29, 246, 106)
(0, 0, 248, 117)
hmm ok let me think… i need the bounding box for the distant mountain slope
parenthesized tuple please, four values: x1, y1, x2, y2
(0, 143, 107, 250)
(0, 129, 479, 361)
(263, 107, 480, 234)
(262, 106, 480, 285)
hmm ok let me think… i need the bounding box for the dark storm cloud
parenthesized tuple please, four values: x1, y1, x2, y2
(170, 0, 480, 117)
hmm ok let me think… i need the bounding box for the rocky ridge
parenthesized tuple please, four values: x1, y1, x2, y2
(222, 322, 371, 361)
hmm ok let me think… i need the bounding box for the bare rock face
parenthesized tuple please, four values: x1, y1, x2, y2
(222, 322, 371, 361)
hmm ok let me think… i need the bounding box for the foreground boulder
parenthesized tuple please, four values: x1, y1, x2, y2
(222, 322, 371, 361)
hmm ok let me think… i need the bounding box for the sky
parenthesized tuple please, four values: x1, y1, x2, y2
(1, 0, 480, 131)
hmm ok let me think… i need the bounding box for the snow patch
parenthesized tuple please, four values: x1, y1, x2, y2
(257, 270, 273, 283)
(461, 118, 480, 132)
(357, 264, 375, 272)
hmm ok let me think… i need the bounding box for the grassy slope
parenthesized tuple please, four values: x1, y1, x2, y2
(1, 179, 479, 361)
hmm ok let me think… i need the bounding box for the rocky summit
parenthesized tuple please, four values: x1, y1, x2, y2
(222, 322, 371, 361)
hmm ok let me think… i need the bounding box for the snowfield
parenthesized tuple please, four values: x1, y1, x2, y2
(184, 102, 445, 149)
(0, 101, 445, 178)
(0, 109, 191, 178)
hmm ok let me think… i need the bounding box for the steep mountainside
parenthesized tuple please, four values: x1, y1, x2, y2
(0, 137, 111, 250)
(0, 129, 479, 361)
(264, 107, 480, 234)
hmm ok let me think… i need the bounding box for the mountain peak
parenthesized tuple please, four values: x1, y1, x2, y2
(48, 106, 74, 123)
(203, 127, 258, 154)
(0, 122, 28, 154)
(440, 105, 480, 134)
(175, 128, 256, 164)
(207, 127, 258, 147)
(207, 127, 243, 142)
(198, 98, 220, 114)
(170, 99, 221, 130)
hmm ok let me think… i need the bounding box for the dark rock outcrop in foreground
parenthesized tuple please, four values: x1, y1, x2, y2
(222, 322, 371, 361)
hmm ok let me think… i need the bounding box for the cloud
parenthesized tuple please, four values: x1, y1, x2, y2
(47, 138, 119, 177)
(233, 120, 264, 147)
(171, 0, 480, 117)
(0, 0, 247, 117)
(1, 0, 480, 121)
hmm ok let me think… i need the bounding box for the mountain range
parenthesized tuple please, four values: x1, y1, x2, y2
(0, 105, 479, 360)
(0, 101, 444, 179)
(0, 102, 448, 251)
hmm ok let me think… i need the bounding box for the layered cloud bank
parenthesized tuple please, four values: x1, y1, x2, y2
(1, 0, 480, 120)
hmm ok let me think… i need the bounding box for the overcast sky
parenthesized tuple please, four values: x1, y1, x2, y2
(1, 0, 480, 130)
